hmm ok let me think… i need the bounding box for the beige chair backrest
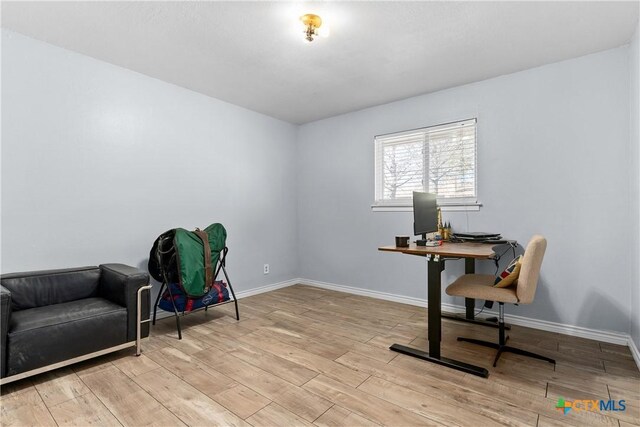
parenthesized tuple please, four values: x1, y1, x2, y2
(516, 235, 547, 304)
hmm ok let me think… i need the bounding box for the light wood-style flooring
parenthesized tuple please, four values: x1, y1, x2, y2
(1, 284, 639, 426)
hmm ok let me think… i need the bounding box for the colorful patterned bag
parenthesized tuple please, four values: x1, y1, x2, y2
(158, 280, 230, 313)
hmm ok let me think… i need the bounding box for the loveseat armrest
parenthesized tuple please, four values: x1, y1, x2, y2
(99, 264, 150, 342)
(1, 285, 11, 378)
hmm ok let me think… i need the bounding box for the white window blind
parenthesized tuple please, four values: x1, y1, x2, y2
(374, 118, 477, 206)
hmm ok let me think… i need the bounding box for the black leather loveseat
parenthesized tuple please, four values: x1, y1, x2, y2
(0, 264, 150, 382)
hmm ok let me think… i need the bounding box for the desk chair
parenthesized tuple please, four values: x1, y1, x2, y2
(445, 235, 555, 367)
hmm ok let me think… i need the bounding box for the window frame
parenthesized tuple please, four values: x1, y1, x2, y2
(372, 118, 481, 212)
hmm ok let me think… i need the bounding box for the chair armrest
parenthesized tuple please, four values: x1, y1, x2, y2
(1, 285, 11, 378)
(99, 264, 150, 342)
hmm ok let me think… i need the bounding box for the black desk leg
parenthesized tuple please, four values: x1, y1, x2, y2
(389, 344, 489, 377)
(465, 259, 476, 319)
(441, 258, 510, 330)
(389, 258, 489, 378)
(427, 259, 443, 357)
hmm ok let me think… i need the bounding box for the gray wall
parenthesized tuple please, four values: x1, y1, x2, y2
(1, 29, 637, 338)
(1, 30, 299, 298)
(297, 46, 633, 333)
(630, 22, 640, 349)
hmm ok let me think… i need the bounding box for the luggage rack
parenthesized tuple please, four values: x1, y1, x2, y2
(152, 246, 239, 340)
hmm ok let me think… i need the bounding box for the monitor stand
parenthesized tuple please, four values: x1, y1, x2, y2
(416, 233, 428, 246)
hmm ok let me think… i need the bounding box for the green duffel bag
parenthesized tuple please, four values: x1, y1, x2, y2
(148, 223, 227, 298)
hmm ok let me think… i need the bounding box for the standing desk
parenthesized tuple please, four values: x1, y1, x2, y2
(379, 242, 496, 378)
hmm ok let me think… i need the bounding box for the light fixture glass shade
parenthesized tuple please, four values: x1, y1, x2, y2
(300, 13, 327, 42)
(300, 14, 322, 29)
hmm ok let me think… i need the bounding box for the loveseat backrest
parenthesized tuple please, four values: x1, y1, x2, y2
(0, 267, 101, 311)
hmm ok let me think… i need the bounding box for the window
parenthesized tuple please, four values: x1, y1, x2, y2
(374, 118, 478, 210)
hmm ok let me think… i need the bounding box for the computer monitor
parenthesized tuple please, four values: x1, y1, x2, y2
(413, 191, 438, 239)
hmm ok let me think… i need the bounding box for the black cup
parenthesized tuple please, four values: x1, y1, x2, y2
(395, 236, 410, 247)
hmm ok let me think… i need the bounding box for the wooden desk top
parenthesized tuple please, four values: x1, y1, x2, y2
(378, 242, 496, 259)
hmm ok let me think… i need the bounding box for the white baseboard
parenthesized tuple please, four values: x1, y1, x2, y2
(234, 279, 300, 299)
(300, 278, 429, 308)
(299, 278, 634, 349)
(630, 336, 640, 369)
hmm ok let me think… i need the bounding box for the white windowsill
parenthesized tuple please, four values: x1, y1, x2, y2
(371, 202, 482, 212)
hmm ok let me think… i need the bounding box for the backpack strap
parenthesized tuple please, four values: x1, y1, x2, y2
(194, 228, 213, 289)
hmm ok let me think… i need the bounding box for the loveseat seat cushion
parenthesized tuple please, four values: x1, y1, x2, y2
(1, 267, 101, 311)
(6, 297, 126, 376)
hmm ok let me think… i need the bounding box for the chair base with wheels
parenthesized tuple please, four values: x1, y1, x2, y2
(457, 303, 555, 367)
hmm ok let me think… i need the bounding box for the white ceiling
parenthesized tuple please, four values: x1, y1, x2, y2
(2, 1, 638, 124)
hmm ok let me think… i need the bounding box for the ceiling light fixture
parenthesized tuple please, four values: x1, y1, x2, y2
(300, 13, 323, 42)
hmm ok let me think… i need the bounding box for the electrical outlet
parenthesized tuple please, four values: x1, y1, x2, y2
(263, 264, 270, 274)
